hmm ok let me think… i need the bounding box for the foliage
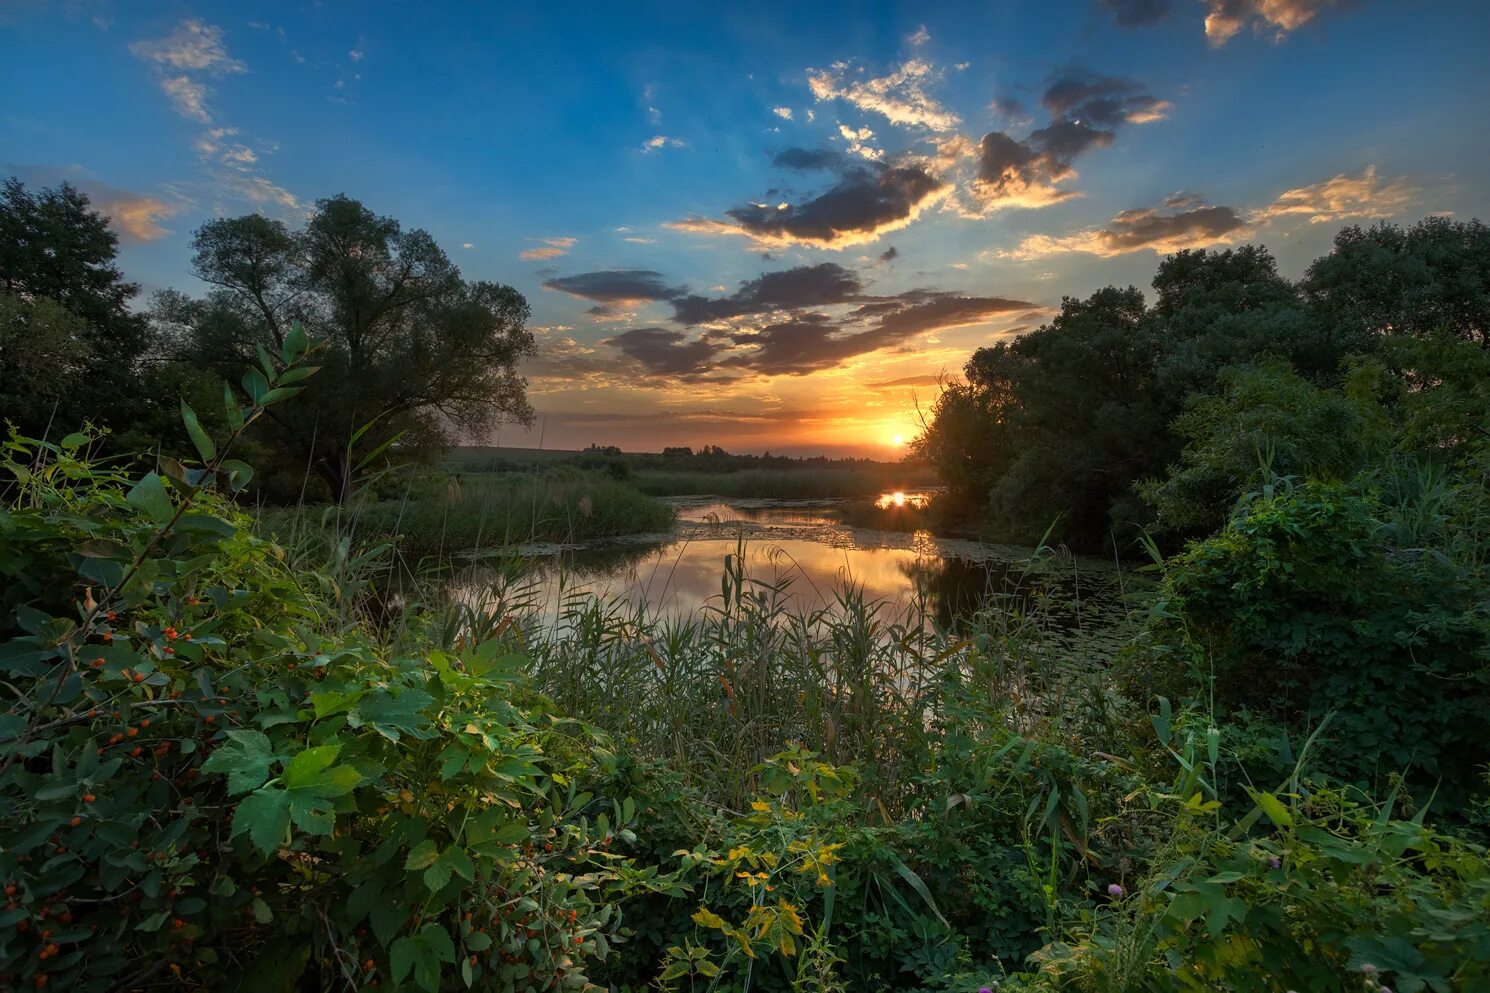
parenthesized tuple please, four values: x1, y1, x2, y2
(0, 338, 664, 991)
(1135, 478, 1490, 804)
(0, 178, 149, 437)
(264, 469, 677, 561)
(153, 195, 536, 500)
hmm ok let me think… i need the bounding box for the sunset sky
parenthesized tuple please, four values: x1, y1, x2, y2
(4, 1, 1488, 455)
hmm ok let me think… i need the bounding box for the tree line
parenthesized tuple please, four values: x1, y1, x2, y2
(1, 179, 536, 502)
(916, 217, 1490, 551)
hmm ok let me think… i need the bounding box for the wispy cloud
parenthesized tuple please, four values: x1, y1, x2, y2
(520, 236, 578, 260)
(641, 134, 686, 153)
(129, 19, 246, 74)
(1253, 166, 1416, 225)
(1004, 199, 1250, 258)
(808, 58, 961, 132)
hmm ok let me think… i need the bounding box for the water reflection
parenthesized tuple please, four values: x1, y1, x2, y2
(454, 496, 1124, 634)
(874, 490, 934, 509)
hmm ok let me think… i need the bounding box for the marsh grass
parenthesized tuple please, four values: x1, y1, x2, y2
(259, 469, 675, 563)
(383, 536, 1134, 811)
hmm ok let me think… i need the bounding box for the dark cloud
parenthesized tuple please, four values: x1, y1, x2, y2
(722, 291, 1034, 376)
(878, 246, 899, 264)
(1097, 0, 1172, 27)
(670, 263, 864, 324)
(963, 69, 1168, 213)
(542, 269, 683, 302)
(773, 147, 843, 171)
(1098, 204, 1250, 252)
(604, 327, 726, 377)
(1008, 200, 1250, 257)
(670, 161, 947, 249)
(1041, 71, 1170, 126)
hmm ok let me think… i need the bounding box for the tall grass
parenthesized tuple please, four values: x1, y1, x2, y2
(259, 469, 674, 562)
(390, 539, 1130, 811)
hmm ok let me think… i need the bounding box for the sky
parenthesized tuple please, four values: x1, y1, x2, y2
(3, 0, 1488, 456)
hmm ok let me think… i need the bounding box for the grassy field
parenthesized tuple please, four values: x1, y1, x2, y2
(258, 470, 674, 561)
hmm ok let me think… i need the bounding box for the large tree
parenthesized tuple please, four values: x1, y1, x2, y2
(0, 178, 148, 436)
(171, 195, 536, 500)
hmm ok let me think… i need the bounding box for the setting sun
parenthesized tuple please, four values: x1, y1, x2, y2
(892, 434, 905, 446)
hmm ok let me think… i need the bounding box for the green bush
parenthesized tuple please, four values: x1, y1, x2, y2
(1135, 479, 1490, 805)
(0, 340, 671, 992)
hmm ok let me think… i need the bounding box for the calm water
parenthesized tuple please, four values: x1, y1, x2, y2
(458, 493, 1129, 636)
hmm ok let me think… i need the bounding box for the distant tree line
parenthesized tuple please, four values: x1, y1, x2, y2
(916, 216, 1490, 551)
(0, 179, 535, 503)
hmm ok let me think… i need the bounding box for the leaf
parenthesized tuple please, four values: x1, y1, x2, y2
(223, 382, 244, 431)
(405, 840, 439, 870)
(126, 472, 174, 525)
(233, 788, 291, 854)
(283, 743, 342, 787)
(1252, 790, 1294, 828)
(242, 368, 270, 404)
(202, 730, 278, 795)
(281, 319, 309, 363)
(180, 400, 216, 462)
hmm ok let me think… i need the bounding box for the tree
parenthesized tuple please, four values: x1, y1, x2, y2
(0, 294, 92, 431)
(171, 195, 536, 500)
(0, 178, 148, 435)
(1302, 216, 1490, 348)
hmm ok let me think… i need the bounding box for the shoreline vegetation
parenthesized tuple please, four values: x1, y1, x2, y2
(2, 178, 1487, 992)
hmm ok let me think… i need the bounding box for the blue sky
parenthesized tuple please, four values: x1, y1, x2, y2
(4, 0, 1488, 454)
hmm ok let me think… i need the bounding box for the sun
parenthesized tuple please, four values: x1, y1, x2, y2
(892, 434, 905, 447)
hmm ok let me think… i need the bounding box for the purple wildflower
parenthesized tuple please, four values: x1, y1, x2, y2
(1270, 856, 1282, 870)
(1107, 883, 1125, 897)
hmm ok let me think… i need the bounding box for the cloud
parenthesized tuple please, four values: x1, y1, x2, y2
(1097, 0, 1172, 26)
(668, 160, 948, 249)
(907, 25, 931, 46)
(520, 236, 577, 261)
(543, 269, 684, 303)
(605, 327, 727, 377)
(98, 192, 184, 242)
(158, 75, 213, 123)
(1005, 201, 1251, 258)
(641, 134, 686, 152)
(1041, 71, 1170, 125)
(1203, 0, 1341, 45)
(462, 242, 474, 249)
(808, 58, 960, 132)
(773, 106, 793, 120)
(670, 263, 865, 324)
(129, 19, 246, 74)
(724, 291, 1031, 376)
(349, 48, 364, 61)
(878, 246, 899, 264)
(955, 69, 1169, 215)
(212, 172, 301, 211)
(1253, 165, 1416, 225)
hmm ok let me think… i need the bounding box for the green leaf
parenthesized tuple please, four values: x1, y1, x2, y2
(405, 839, 439, 870)
(126, 472, 174, 525)
(242, 368, 270, 404)
(224, 382, 244, 431)
(1252, 790, 1294, 828)
(59, 431, 89, 449)
(282, 319, 309, 363)
(283, 743, 341, 787)
(180, 400, 216, 462)
(202, 729, 278, 795)
(233, 789, 291, 854)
